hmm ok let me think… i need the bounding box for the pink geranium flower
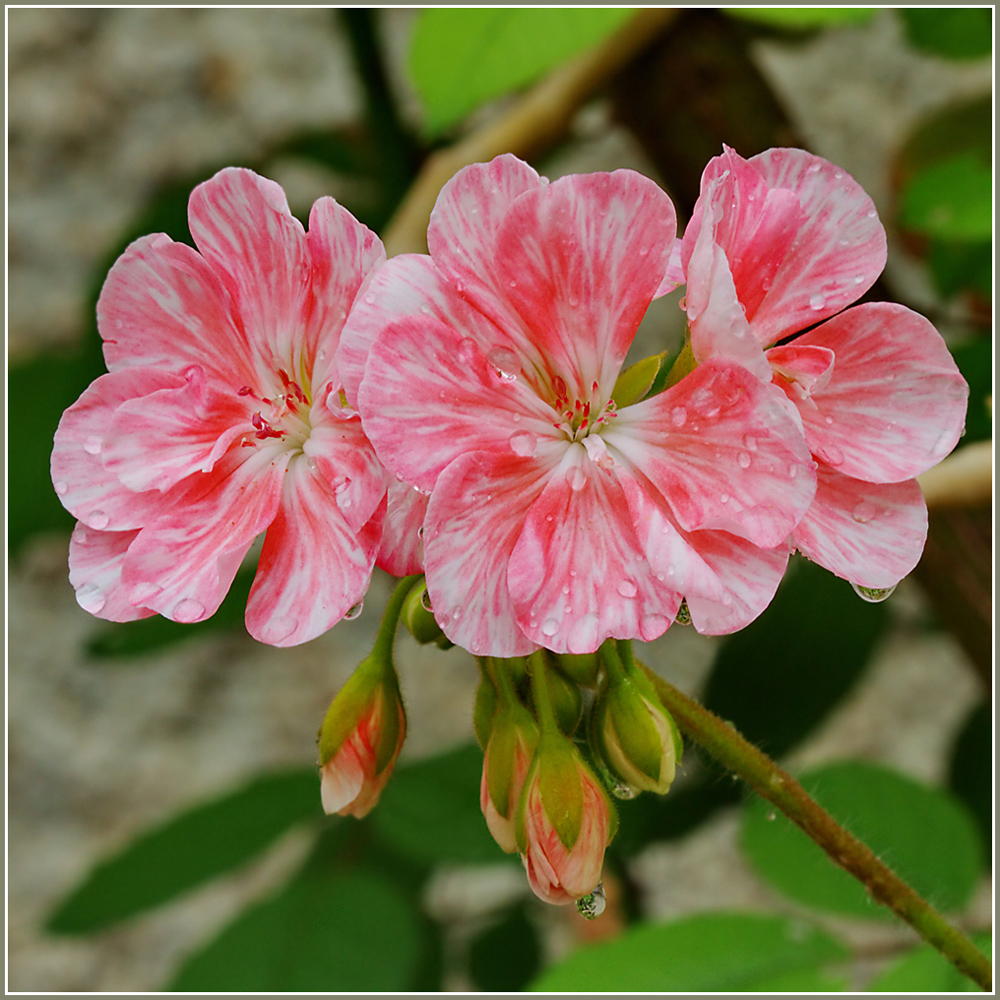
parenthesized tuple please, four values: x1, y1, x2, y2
(340, 155, 817, 656)
(50, 168, 388, 645)
(681, 147, 969, 591)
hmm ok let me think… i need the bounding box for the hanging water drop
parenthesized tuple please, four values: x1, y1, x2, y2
(76, 583, 106, 614)
(345, 601, 364, 620)
(173, 597, 206, 623)
(575, 883, 607, 920)
(852, 583, 896, 603)
(675, 599, 692, 626)
(88, 510, 110, 530)
(54, 481, 69, 495)
(420, 589, 433, 612)
(263, 616, 297, 643)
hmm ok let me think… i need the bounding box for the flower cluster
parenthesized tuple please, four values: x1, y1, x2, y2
(52, 148, 967, 910)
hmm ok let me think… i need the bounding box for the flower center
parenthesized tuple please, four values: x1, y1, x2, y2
(550, 375, 617, 442)
(238, 368, 312, 451)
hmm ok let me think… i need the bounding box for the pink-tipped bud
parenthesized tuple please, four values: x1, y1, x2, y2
(318, 658, 405, 819)
(480, 701, 539, 853)
(515, 733, 616, 905)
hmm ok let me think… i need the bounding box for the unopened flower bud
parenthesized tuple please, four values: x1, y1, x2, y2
(557, 652, 600, 688)
(401, 580, 452, 648)
(515, 731, 617, 905)
(592, 669, 681, 796)
(480, 697, 539, 853)
(317, 654, 405, 819)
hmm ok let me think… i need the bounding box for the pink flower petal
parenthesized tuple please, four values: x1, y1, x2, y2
(507, 449, 679, 653)
(494, 170, 677, 401)
(68, 524, 155, 623)
(98, 234, 257, 384)
(305, 197, 385, 395)
(653, 236, 685, 298)
(101, 365, 251, 493)
(51, 368, 182, 531)
(187, 168, 312, 380)
(377, 482, 428, 577)
(745, 147, 887, 344)
(359, 313, 556, 494)
(606, 361, 816, 548)
(767, 343, 835, 399)
(337, 253, 512, 407)
(423, 451, 552, 657)
(120, 448, 289, 623)
(246, 459, 383, 646)
(792, 467, 927, 588)
(788, 303, 969, 482)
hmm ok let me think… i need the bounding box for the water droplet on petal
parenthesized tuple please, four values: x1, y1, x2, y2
(808, 294, 825, 311)
(737, 451, 752, 469)
(541, 617, 560, 636)
(263, 616, 297, 643)
(867, 208, 878, 219)
(420, 589, 433, 612)
(852, 583, 896, 603)
(76, 583, 106, 614)
(87, 510, 110, 530)
(54, 481, 69, 495)
(568, 466, 587, 491)
(364, 293, 376, 305)
(678, 296, 687, 311)
(720, 493, 729, 504)
(130, 581, 161, 603)
(457, 338, 478, 363)
(509, 430, 537, 457)
(487, 347, 520, 381)
(852, 501, 877, 523)
(671, 406, 687, 427)
(345, 601, 364, 620)
(817, 443, 845, 467)
(742, 433, 758, 452)
(675, 599, 692, 626)
(616, 579, 638, 598)
(83, 435, 102, 455)
(576, 882, 607, 920)
(173, 598, 206, 623)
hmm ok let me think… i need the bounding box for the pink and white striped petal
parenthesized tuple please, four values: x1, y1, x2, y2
(745, 147, 887, 345)
(792, 467, 927, 589)
(377, 482, 429, 577)
(305, 197, 385, 395)
(494, 170, 677, 400)
(423, 451, 552, 657)
(507, 448, 679, 653)
(653, 237, 685, 298)
(789, 303, 969, 482)
(101, 365, 250, 494)
(51, 368, 182, 531)
(120, 448, 289, 623)
(188, 168, 312, 380)
(68, 524, 155, 623)
(246, 459, 383, 646)
(606, 362, 815, 548)
(337, 254, 513, 406)
(98, 235, 257, 385)
(359, 314, 557, 493)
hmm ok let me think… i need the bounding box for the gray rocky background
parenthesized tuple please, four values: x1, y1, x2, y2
(7, 8, 992, 991)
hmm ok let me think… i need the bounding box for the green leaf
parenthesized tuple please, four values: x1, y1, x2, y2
(899, 154, 992, 241)
(529, 912, 848, 991)
(899, 8, 992, 60)
(950, 337, 993, 444)
(371, 743, 505, 864)
(742, 761, 983, 920)
(928, 241, 993, 302)
(612, 353, 666, 408)
(168, 869, 421, 991)
(724, 8, 875, 28)
(408, 8, 636, 135)
(949, 700, 992, 864)
(47, 769, 322, 933)
(468, 903, 542, 991)
(702, 557, 888, 758)
(870, 932, 991, 991)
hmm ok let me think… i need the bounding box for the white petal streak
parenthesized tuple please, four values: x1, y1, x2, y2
(68, 525, 155, 623)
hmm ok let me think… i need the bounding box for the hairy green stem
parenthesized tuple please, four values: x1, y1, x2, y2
(638, 660, 992, 991)
(527, 650, 559, 735)
(371, 575, 423, 664)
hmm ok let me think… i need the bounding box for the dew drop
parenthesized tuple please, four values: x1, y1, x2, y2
(670, 406, 687, 427)
(263, 616, 297, 643)
(787, 463, 798, 479)
(457, 338, 478, 363)
(808, 294, 825, 311)
(675, 599, 692, 626)
(345, 601, 364, 620)
(852, 583, 896, 603)
(130, 581, 162, 603)
(417, 526, 424, 539)
(54, 480, 69, 495)
(742, 433, 758, 452)
(87, 510, 110, 530)
(420, 589, 433, 612)
(866, 208, 878, 219)
(852, 501, 877, 523)
(173, 598, 206, 623)
(364, 293, 376, 305)
(720, 493, 729, 504)
(83, 435, 102, 456)
(678, 296, 687, 311)
(509, 430, 537, 457)
(487, 346, 520, 381)
(737, 451, 752, 469)
(306, 457, 318, 473)
(616, 579, 638, 598)
(541, 618, 560, 637)
(568, 466, 587, 491)
(576, 882, 607, 920)
(817, 443, 844, 467)
(766, 810, 777, 822)
(76, 583, 106, 614)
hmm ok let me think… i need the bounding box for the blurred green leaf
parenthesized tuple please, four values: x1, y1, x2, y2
(469, 903, 542, 991)
(949, 700, 992, 865)
(372, 743, 505, 865)
(928, 241, 992, 302)
(950, 337, 993, 444)
(742, 761, 983, 920)
(702, 558, 888, 759)
(409, 8, 635, 135)
(48, 769, 321, 933)
(529, 912, 848, 991)
(899, 8, 992, 60)
(899, 154, 992, 241)
(724, 8, 875, 28)
(870, 932, 991, 991)
(168, 869, 421, 991)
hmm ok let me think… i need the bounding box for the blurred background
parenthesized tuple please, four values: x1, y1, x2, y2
(7, 7, 993, 991)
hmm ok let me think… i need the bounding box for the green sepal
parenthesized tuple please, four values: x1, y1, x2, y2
(537, 732, 584, 851)
(557, 652, 600, 687)
(373, 673, 404, 775)
(486, 701, 538, 818)
(663, 334, 698, 390)
(545, 661, 583, 736)
(633, 656, 684, 768)
(607, 678, 665, 783)
(473, 663, 499, 750)
(318, 657, 382, 766)
(611, 352, 666, 407)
